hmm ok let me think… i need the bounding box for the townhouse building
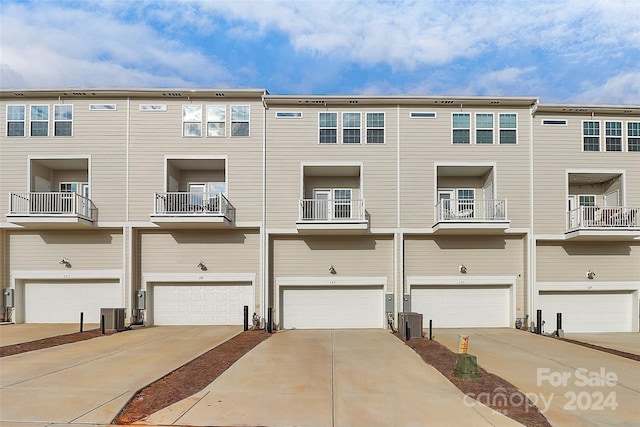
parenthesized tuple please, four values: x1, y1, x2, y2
(1, 89, 638, 333)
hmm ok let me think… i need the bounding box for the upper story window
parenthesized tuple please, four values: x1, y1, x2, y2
(89, 104, 116, 111)
(343, 112, 361, 143)
(627, 122, 639, 152)
(6, 105, 25, 136)
(182, 105, 202, 137)
(54, 105, 73, 136)
(30, 105, 49, 137)
(276, 112, 303, 118)
(452, 113, 471, 144)
(582, 121, 600, 151)
(542, 119, 567, 125)
(410, 112, 436, 118)
(499, 113, 517, 144)
(475, 113, 494, 144)
(319, 112, 338, 144)
(207, 105, 226, 137)
(366, 112, 385, 144)
(605, 121, 622, 152)
(231, 105, 250, 137)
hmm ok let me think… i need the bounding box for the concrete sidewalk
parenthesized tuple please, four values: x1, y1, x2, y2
(141, 329, 523, 427)
(563, 332, 640, 355)
(0, 323, 100, 346)
(433, 329, 640, 427)
(0, 325, 241, 424)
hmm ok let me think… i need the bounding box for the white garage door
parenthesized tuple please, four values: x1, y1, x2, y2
(281, 286, 384, 329)
(153, 283, 253, 325)
(412, 285, 511, 328)
(25, 281, 122, 323)
(538, 291, 633, 333)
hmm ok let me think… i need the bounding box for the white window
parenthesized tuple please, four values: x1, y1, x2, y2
(276, 112, 303, 118)
(605, 121, 622, 151)
(582, 121, 600, 151)
(182, 105, 202, 137)
(629, 122, 640, 152)
(499, 113, 517, 144)
(457, 189, 476, 217)
(333, 189, 352, 218)
(410, 112, 436, 118)
(452, 113, 470, 144)
(319, 112, 337, 144)
(139, 104, 167, 111)
(475, 113, 494, 144)
(542, 119, 567, 125)
(30, 105, 49, 137)
(207, 105, 226, 137)
(7, 105, 25, 137)
(231, 105, 250, 137)
(579, 195, 596, 207)
(343, 112, 361, 143)
(366, 112, 385, 144)
(54, 105, 73, 136)
(89, 104, 116, 111)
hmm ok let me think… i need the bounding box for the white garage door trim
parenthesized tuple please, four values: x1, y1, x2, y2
(407, 276, 516, 328)
(24, 280, 123, 323)
(276, 276, 387, 330)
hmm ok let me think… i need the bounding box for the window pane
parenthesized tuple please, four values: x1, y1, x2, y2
(499, 129, 517, 144)
(231, 106, 250, 121)
(629, 138, 640, 152)
(499, 113, 516, 128)
(583, 137, 599, 151)
(7, 122, 25, 136)
(319, 129, 337, 143)
(606, 137, 622, 151)
(343, 113, 360, 127)
(54, 122, 72, 136)
(182, 105, 201, 121)
(579, 196, 595, 206)
(343, 128, 361, 143)
(207, 105, 225, 122)
(476, 113, 493, 128)
(366, 113, 384, 127)
(319, 112, 337, 127)
(367, 129, 384, 143)
(31, 105, 49, 120)
(452, 129, 470, 144)
(628, 122, 640, 136)
(231, 122, 249, 137)
(183, 123, 202, 137)
(583, 121, 599, 136)
(452, 113, 470, 128)
(476, 129, 493, 144)
(55, 105, 73, 120)
(207, 122, 225, 137)
(7, 106, 25, 120)
(605, 121, 621, 136)
(31, 122, 48, 136)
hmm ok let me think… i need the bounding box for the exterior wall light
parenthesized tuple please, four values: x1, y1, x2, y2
(329, 265, 337, 274)
(459, 264, 467, 274)
(586, 270, 596, 280)
(59, 258, 71, 268)
(197, 260, 207, 271)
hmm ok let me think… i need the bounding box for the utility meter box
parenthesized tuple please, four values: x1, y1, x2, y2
(403, 294, 411, 312)
(3, 289, 14, 308)
(135, 290, 146, 310)
(385, 294, 394, 312)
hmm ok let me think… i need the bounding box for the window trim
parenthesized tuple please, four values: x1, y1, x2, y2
(230, 105, 250, 137)
(604, 121, 622, 152)
(541, 119, 568, 126)
(475, 113, 495, 144)
(365, 112, 385, 144)
(582, 120, 601, 152)
(318, 112, 338, 144)
(410, 112, 437, 119)
(342, 112, 362, 144)
(627, 121, 640, 152)
(452, 112, 471, 144)
(6, 104, 26, 137)
(182, 104, 203, 138)
(30, 104, 49, 137)
(139, 104, 167, 111)
(276, 112, 303, 118)
(206, 105, 226, 138)
(498, 112, 518, 145)
(89, 104, 117, 111)
(53, 104, 74, 137)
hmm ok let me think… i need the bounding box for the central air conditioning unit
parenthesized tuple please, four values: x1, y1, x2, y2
(100, 308, 126, 332)
(398, 312, 423, 340)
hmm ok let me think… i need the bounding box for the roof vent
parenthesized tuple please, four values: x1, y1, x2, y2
(215, 92, 225, 97)
(349, 100, 358, 104)
(13, 92, 24, 97)
(72, 92, 86, 96)
(490, 101, 500, 104)
(162, 92, 182, 97)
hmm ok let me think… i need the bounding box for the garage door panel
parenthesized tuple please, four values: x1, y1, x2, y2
(282, 286, 383, 329)
(25, 281, 122, 323)
(538, 291, 632, 333)
(412, 285, 510, 328)
(153, 283, 252, 325)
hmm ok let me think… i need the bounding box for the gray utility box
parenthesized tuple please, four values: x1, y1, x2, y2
(398, 312, 423, 340)
(100, 308, 126, 332)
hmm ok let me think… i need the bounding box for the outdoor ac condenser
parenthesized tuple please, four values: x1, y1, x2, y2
(100, 308, 126, 332)
(398, 312, 423, 340)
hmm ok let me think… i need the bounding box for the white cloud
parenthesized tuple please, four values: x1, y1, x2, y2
(575, 72, 640, 104)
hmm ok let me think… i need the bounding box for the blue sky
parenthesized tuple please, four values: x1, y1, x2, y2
(1, 0, 639, 104)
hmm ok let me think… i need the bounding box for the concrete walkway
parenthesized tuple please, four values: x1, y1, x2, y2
(0, 326, 241, 425)
(141, 329, 522, 427)
(563, 332, 640, 355)
(0, 323, 99, 346)
(433, 329, 640, 427)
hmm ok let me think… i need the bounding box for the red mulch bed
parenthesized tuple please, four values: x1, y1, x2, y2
(112, 329, 270, 425)
(0, 328, 111, 357)
(398, 334, 551, 427)
(556, 337, 640, 362)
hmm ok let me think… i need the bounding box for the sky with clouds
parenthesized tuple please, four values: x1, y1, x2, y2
(1, 0, 639, 104)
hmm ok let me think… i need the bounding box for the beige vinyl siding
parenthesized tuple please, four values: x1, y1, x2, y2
(8, 230, 123, 270)
(127, 100, 264, 223)
(399, 106, 532, 229)
(265, 106, 398, 229)
(404, 235, 527, 317)
(536, 242, 640, 282)
(532, 112, 640, 234)
(271, 236, 394, 292)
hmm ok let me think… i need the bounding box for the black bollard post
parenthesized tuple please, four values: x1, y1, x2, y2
(556, 313, 562, 333)
(536, 309, 542, 335)
(101, 314, 105, 335)
(429, 319, 433, 341)
(80, 312, 84, 333)
(243, 305, 249, 331)
(267, 307, 273, 334)
(405, 321, 410, 341)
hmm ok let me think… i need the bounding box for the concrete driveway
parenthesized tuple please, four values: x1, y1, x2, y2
(0, 325, 241, 425)
(434, 329, 640, 427)
(0, 323, 99, 346)
(563, 333, 640, 355)
(143, 329, 522, 427)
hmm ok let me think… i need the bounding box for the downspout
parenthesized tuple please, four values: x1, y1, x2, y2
(125, 97, 131, 320)
(261, 92, 268, 328)
(396, 104, 402, 323)
(529, 100, 538, 328)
